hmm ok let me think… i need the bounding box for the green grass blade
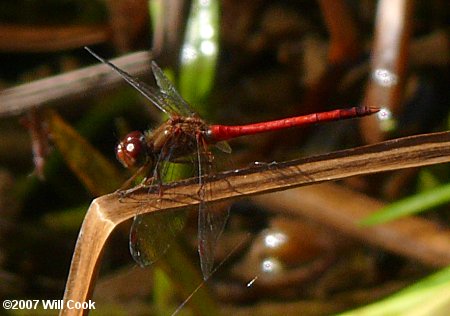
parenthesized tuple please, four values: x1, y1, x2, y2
(337, 265, 450, 316)
(359, 183, 450, 226)
(47, 110, 123, 196)
(144, 1, 221, 314)
(179, 0, 220, 113)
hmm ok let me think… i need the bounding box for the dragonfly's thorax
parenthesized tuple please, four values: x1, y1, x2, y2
(145, 116, 209, 161)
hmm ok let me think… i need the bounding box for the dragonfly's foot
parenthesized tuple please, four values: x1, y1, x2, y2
(157, 184, 165, 198)
(115, 181, 151, 200)
(141, 176, 156, 186)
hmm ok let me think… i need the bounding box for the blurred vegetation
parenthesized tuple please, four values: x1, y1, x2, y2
(0, 0, 449, 315)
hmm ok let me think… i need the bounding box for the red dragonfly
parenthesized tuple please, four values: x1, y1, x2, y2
(85, 47, 378, 280)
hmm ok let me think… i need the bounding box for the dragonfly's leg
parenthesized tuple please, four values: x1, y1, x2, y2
(117, 161, 153, 193)
(195, 133, 215, 198)
(117, 180, 155, 201)
(141, 176, 155, 186)
(157, 185, 165, 199)
(151, 166, 165, 197)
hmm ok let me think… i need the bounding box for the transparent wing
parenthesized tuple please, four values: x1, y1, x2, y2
(128, 133, 229, 279)
(215, 140, 232, 154)
(196, 136, 230, 280)
(198, 200, 229, 280)
(129, 146, 190, 267)
(86, 47, 182, 118)
(151, 61, 198, 118)
(129, 209, 186, 267)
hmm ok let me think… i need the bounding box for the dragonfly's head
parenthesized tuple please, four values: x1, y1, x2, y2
(116, 131, 146, 168)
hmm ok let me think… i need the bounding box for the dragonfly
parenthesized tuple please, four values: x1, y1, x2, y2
(85, 47, 379, 280)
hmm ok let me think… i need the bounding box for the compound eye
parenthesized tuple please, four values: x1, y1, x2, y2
(116, 131, 145, 168)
